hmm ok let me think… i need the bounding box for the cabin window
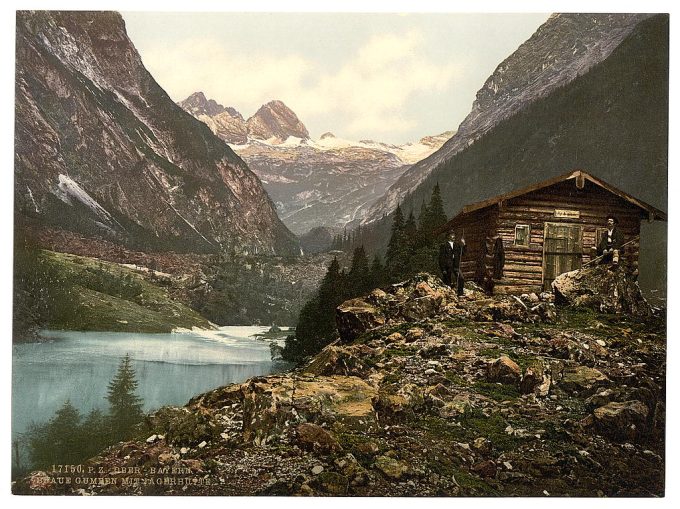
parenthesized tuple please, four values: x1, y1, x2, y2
(514, 224, 530, 246)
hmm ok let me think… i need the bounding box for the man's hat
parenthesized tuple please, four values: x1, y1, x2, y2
(606, 215, 619, 224)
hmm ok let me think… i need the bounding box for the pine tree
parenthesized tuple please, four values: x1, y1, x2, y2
(369, 254, 386, 289)
(107, 354, 143, 440)
(385, 204, 407, 280)
(81, 408, 111, 459)
(348, 246, 371, 295)
(284, 257, 347, 361)
(27, 400, 83, 468)
(425, 183, 448, 236)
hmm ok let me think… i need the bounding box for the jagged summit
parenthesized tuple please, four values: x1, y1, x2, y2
(178, 95, 308, 144)
(179, 91, 226, 117)
(179, 93, 452, 233)
(246, 99, 310, 142)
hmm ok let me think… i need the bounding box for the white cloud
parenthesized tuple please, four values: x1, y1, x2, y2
(140, 29, 459, 140)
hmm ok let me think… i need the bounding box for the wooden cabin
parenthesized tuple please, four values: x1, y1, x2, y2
(438, 170, 667, 295)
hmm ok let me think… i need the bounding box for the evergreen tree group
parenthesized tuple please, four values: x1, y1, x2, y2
(24, 354, 145, 471)
(385, 183, 448, 281)
(284, 184, 447, 362)
(283, 246, 387, 362)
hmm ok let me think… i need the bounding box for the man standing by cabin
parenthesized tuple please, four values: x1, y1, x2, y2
(439, 231, 466, 296)
(597, 215, 624, 266)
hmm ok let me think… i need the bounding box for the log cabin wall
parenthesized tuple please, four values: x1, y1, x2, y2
(446, 207, 502, 293)
(453, 179, 643, 295)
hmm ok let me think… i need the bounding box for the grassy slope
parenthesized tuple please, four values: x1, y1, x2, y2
(20, 250, 214, 336)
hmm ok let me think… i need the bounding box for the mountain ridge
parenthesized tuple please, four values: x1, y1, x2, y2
(363, 13, 653, 224)
(15, 11, 299, 256)
(179, 92, 454, 233)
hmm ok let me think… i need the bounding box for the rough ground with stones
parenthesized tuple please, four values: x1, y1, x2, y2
(14, 269, 665, 496)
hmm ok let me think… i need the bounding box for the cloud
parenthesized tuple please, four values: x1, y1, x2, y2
(139, 29, 459, 140)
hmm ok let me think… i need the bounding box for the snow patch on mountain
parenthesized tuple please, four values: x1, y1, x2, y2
(55, 174, 114, 224)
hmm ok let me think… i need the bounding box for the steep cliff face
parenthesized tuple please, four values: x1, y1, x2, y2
(15, 11, 299, 256)
(364, 13, 652, 223)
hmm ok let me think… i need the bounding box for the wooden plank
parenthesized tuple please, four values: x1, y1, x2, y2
(493, 285, 542, 295)
(503, 264, 544, 273)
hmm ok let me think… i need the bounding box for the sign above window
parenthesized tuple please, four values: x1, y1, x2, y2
(554, 209, 580, 219)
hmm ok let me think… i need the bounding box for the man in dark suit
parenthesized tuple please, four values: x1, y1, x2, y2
(439, 231, 466, 295)
(597, 215, 624, 266)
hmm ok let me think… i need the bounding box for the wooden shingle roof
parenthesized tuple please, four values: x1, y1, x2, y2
(437, 170, 666, 233)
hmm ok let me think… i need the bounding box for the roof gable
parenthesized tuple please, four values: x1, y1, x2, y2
(453, 170, 666, 221)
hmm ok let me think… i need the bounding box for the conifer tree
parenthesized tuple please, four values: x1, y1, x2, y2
(385, 204, 408, 280)
(82, 408, 110, 459)
(369, 254, 386, 289)
(348, 246, 371, 295)
(284, 257, 347, 361)
(425, 183, 448, 236)
(416, 200, 430, 243)
(27, 400, 83, 467)
(107, 354, 143, 440)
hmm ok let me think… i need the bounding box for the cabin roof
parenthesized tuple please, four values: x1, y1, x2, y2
(438, 170, 666, 232)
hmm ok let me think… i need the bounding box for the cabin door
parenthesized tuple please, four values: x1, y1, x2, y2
(542, 222, 583, 290)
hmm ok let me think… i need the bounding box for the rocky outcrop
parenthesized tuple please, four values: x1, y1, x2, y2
(593, 400, 649, 442)
(486, 356, 521, 385)
(14, 273, 665, 496)
(178, 91, 231, 117)
(552, 265, 653, 316)
(15, 11, 299, 256)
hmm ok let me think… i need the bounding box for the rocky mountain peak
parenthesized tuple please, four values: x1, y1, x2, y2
(320, 132, 335, 140)
(178, 91, 241, 119)
(246, 99, 310, 142)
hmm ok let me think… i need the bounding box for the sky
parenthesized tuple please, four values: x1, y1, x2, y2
(122, 12, 550, 144)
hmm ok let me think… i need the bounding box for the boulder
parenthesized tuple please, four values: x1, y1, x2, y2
(519, 362, 550, 396)
(336, 298, 386, 342)
(303, 345, 367, 376)
(593, 400, 649, 441)
(312, 471, 349, 495)
(487, 356, 521, 385)
(552, 265, 652, 316)
(145, 407, 219, 447)
(559, 366, 609, 394)
(439, 395, 473, 417)
(471, 460, 497, 478)
(377, 383, 425, 416)
(241, 375, 378, 441)
(295, 423, 342, 453)
(399, 295, 442, 322)
(374, 455, 410, 480)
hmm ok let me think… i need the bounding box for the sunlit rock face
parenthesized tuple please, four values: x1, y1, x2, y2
(15, 11, 299, 256)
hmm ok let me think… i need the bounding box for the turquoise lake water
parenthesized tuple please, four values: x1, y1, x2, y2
(12, 326, 291, 440)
